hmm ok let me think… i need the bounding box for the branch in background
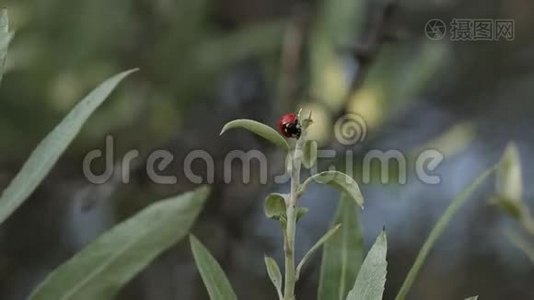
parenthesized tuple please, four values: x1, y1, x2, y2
(277, 11, 310, 115)
(342, 0, 400, 105)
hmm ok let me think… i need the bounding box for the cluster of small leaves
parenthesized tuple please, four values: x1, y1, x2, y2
(264, 193, 308, 228)
(218, 118, 387, 300)
(216, 116, 504, 300)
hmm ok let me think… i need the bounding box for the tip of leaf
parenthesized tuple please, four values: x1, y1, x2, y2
(196, 185, 211, 197)
(112, 68, 139, 82)
(501, 141, 519, 161)
(125, 68, 140, 75)
(189, 234, 199, 245)
(219, 122, 233, 136)
(505, 140, 519, 150)
(379, 228, 388, 241)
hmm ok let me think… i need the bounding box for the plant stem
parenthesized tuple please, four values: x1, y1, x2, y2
(283, 198, 297, 300)
(283, 131, 306, 300)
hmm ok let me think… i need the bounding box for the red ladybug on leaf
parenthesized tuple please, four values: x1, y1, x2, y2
(277, 113, 301, 139)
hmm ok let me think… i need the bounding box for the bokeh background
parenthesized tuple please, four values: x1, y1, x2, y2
(0, 0, 533, 299)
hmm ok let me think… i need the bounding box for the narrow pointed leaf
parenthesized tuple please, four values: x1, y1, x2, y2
(0, 69, 137, 225)
(301, 171, 364, 208)
(496, 142, 522, 201)
(30, 186, 210, 300)
(220, 119, 289, 152)
(395, 167, 495, 300)
(347, 230, 388, 300)
(190, 235, 237, 300)
(264, 256, 283, 299)
(318, 193, 364, 300)
(296, 224, 341, 279)
(464, 297, 478, 300)
(302, 140, 318, 169)
(491, 195, 523, 219)
(493, 142, 524, 218)
(0, 9, 13, 84)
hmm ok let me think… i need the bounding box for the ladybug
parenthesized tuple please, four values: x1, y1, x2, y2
(277, 113, 301, 139)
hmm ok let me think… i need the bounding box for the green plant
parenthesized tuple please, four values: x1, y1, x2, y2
(30, 187, 209, 300)
(492, 143, 534, 264)
(0, 8, 515, 300)
(0, 10, 210, 300)
(209, 112, 497, 300)
(0, 56, 211, 300)
(219, 112, 363, 300)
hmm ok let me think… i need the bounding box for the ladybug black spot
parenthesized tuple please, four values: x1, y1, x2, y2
(282, 122, 301, 139)
(277, 113, 301, 139)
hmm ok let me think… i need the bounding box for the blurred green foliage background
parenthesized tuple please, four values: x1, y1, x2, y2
(1, 0, 534, 299)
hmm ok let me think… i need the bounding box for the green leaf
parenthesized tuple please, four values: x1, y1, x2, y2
(264, 194, 308, 227)
(493, 142, 524, 218)
(0, 69, 137, 226)
(347, 230, 387, 300)
(190, 235, 238, 300)
(302, 140, 318, 169)
(30, 186, 210, 300)
(464, 296, 478, 300)
(491, 195, 522, 219)
(220, 119, 289, 152)
(395, 167, 496, 300)
(496, 142, 522, 201)
(264, 256, 283, 299)
(264, 193, 287, 219)
(301, 171, 364, 209)
(318, 193, 364, 300)
(0, 9, 13, 84)
(296, 224, 341, 280)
